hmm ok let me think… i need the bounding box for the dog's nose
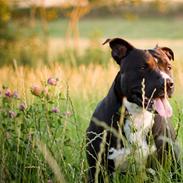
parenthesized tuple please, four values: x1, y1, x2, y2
(166, 79, 174, 89)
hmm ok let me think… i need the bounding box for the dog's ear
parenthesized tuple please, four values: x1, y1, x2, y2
(103, 38, 134, 65)
(160, 47, 174, 61)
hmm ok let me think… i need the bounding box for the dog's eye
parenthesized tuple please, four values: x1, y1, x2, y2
(167, 66, 172, 71)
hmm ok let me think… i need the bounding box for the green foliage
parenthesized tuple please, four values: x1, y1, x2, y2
(24, 18, 183, 39)
(0, 82, 87, 182)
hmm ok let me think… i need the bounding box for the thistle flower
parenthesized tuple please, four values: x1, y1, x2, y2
(51, 107, 59, 113)
(8, 111, 17, 118)
(13, 91, 19, 99)
(19, 103, 26, 111)
(31, 85, 42, 96)
(47, 77, 58, 86)
(5, 88, 12, 97)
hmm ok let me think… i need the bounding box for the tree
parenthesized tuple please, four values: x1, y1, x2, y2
(62, 0, 143, 49)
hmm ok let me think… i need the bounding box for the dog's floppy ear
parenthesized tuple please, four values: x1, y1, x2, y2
(160, 47, 174, 61)
(103, 38, 134, 65)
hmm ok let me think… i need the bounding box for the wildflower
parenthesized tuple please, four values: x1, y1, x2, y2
(31, 85, 42, 96)
(64, 111, 72, 117)
(5, 88, 12, 97)
(19, 103, 26, 111)
(47, 77, 58, 86)
(13, 91, 19, 99)
(51, 107, 59, 113)
(8, 110, 17, 118)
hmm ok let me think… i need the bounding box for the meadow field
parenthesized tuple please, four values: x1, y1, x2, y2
(21, 18, 183, 39)
(0, 17, 183, 183)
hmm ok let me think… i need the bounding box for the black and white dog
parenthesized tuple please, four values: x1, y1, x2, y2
(86, 38, 179, 182)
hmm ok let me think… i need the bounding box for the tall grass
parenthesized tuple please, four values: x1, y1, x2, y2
(0, 62, 183, 182)
(0, 76, 87, 182)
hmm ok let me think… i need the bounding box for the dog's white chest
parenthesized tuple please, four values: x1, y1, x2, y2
(108, 99, 156, 170)
(124, 107, 154, 145)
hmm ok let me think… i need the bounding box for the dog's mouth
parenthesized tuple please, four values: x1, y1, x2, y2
(153, 96, 172, 118)
(151, 91, 173, 118)
(130, 93, 172, 118)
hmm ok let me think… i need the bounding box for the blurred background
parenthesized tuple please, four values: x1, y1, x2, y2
(1, 0, 183, 66)
(0, 0, 183, 98)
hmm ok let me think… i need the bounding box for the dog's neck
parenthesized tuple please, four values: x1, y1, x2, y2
(123, 98, 155, 160)
(123, 98, 154, 132)
(108, 98, 156, 170)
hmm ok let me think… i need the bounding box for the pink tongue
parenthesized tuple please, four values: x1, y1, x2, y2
(154, 98, 173, 118)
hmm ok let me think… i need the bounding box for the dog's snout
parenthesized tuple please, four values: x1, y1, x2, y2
(159, 75, 174, 89)
(166, 79, 174, 89)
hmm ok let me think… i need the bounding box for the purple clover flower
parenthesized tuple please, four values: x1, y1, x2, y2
(51, 107, 59, 113)
(8, 111, 17, 118)
(31, 85, 42, 96)
(47, 77, 58, 86)
(13, 91, 19, 99)
(5, 89, 12, 97)
(19, 103, 26, 111)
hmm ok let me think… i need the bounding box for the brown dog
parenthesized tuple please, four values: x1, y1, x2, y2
(86, 38, 180, 182)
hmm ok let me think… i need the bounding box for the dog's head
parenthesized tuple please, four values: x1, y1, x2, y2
(104, 38, 174, 118)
